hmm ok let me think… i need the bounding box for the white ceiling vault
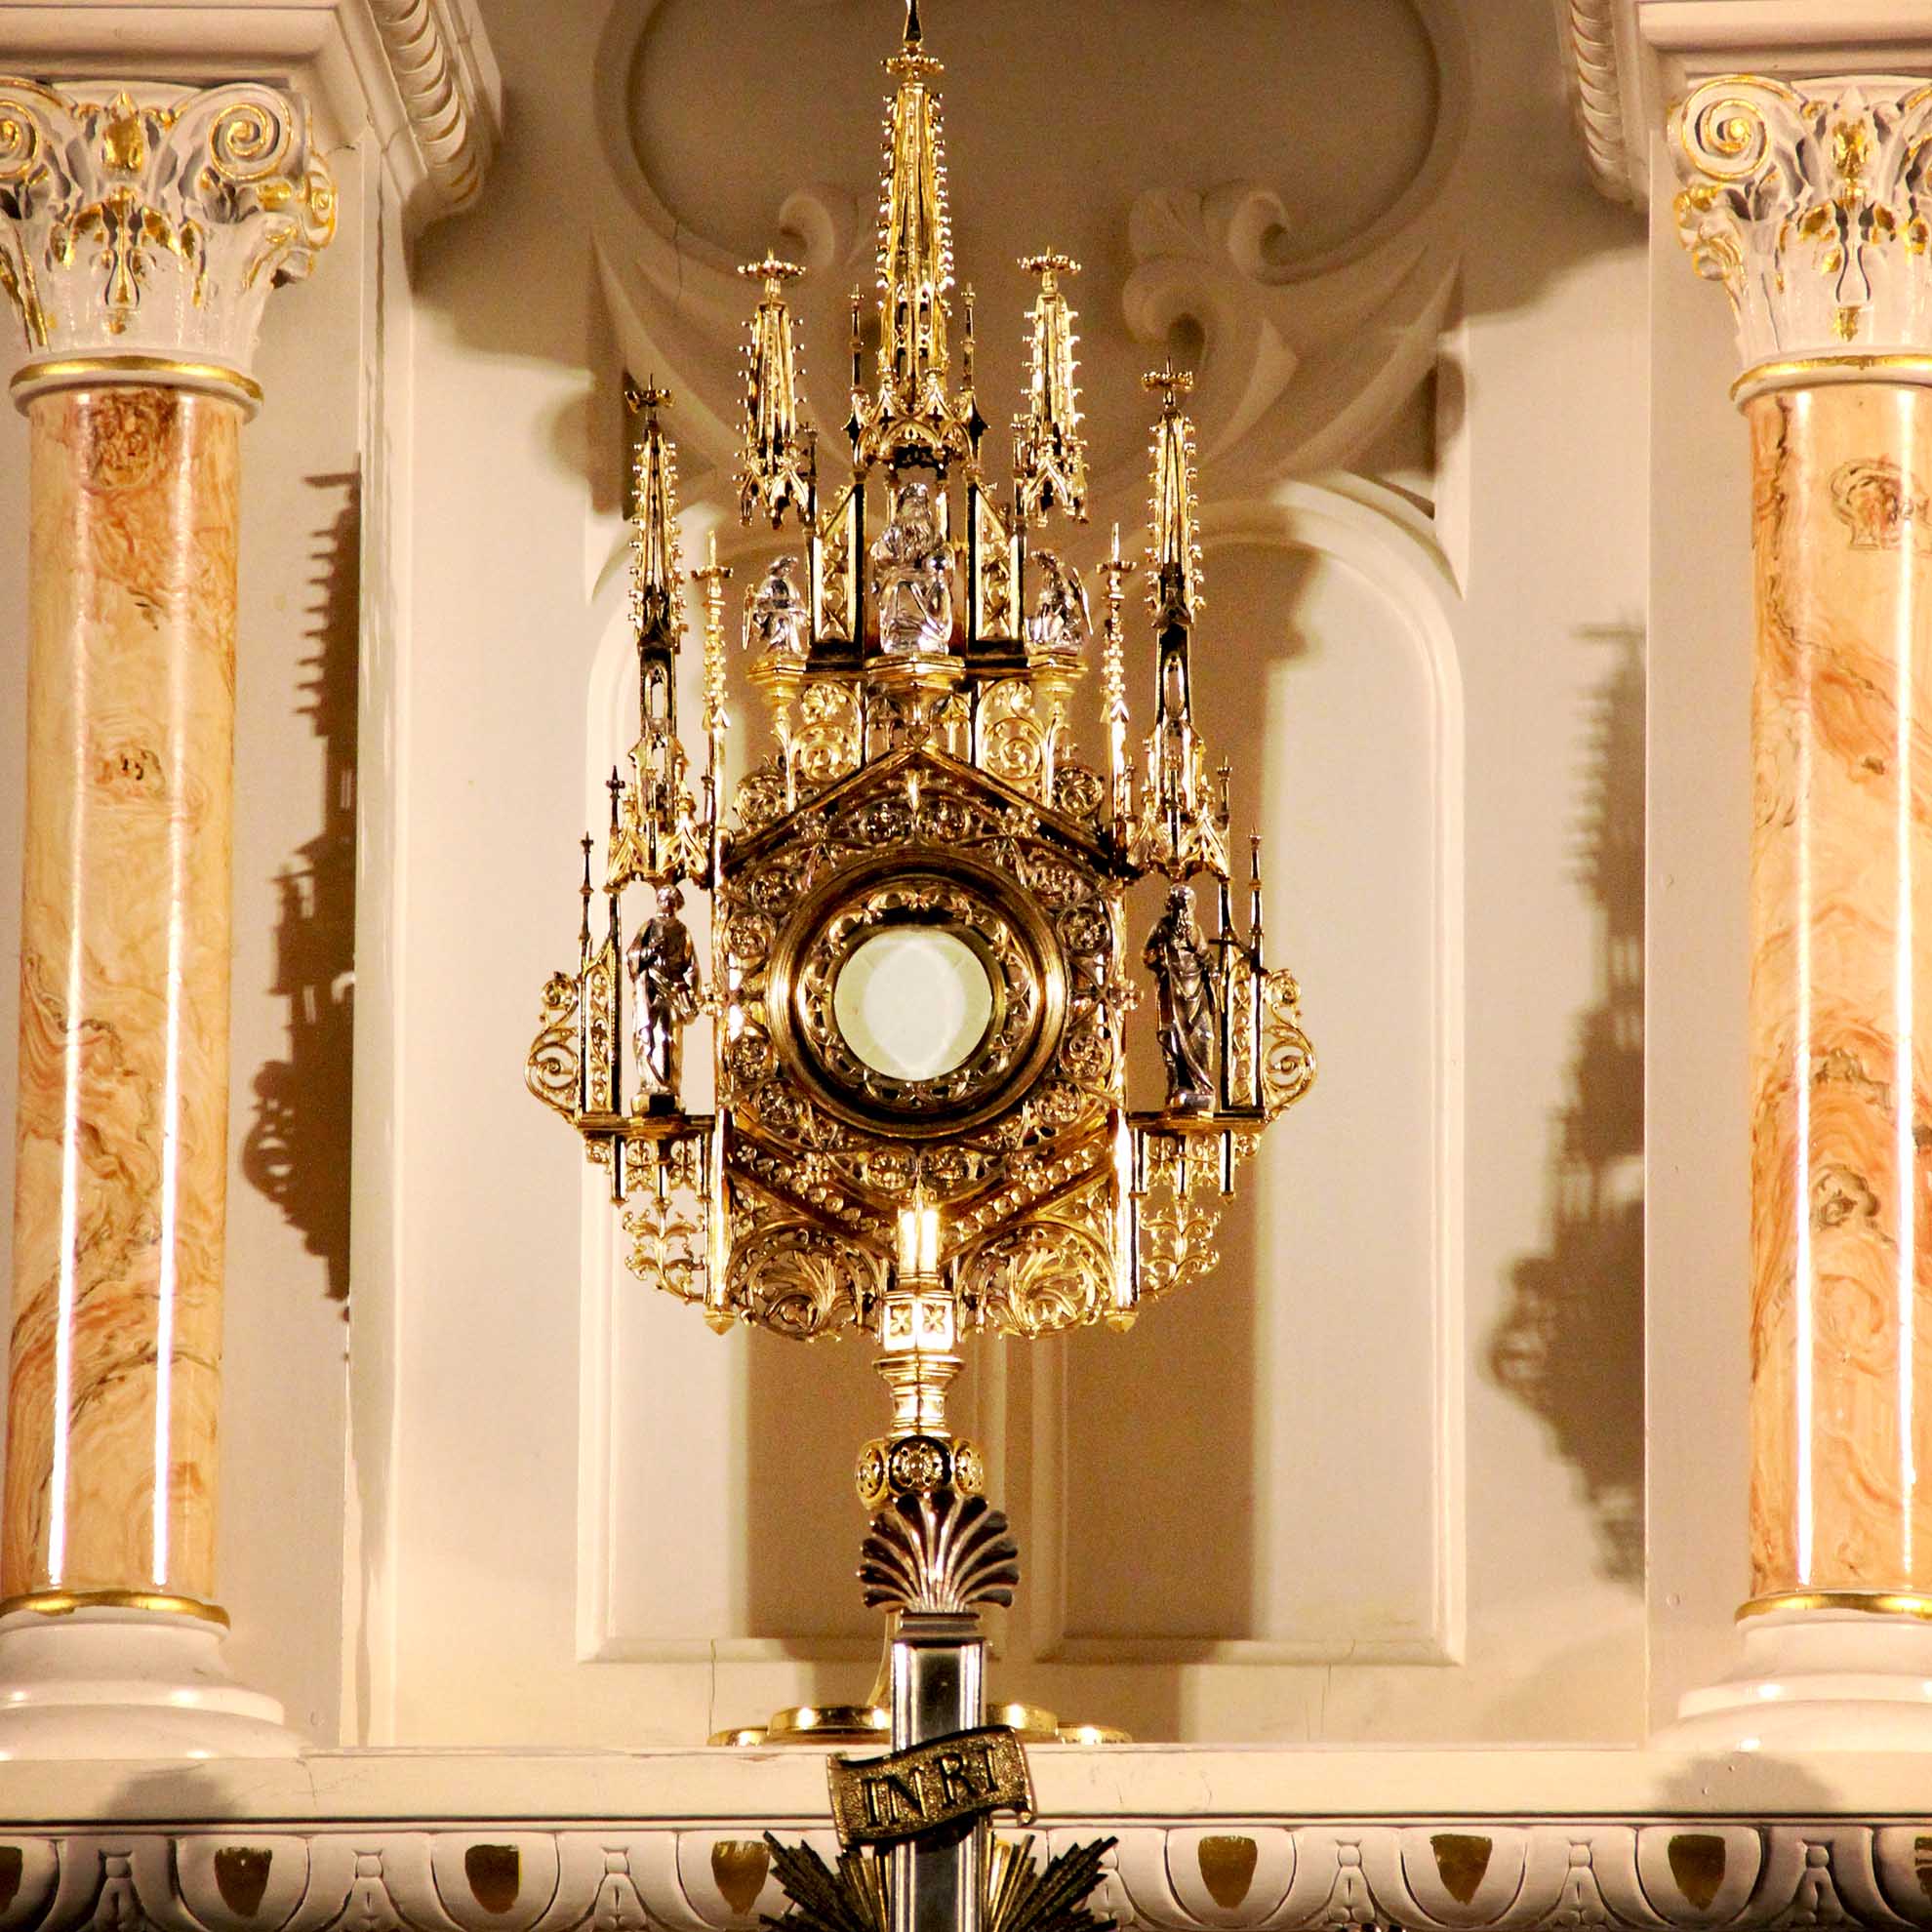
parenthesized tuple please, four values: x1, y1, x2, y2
(591, 0, 1469, 499)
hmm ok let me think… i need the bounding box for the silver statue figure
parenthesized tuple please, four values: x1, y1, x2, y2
(627, 883, 703, 1101)
(1026, 548, 1090, 653)
(1144, 885, 1219, 1111)
(746, 553, 809, 659)
(869, 477, 954, 656)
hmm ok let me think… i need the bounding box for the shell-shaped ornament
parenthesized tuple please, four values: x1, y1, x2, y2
(859, 1487, 1021, 1613)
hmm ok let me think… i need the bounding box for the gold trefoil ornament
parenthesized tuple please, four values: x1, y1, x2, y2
(525, 5, 1316, 1930)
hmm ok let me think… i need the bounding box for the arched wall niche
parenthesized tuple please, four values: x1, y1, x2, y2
(572, 482, 1466, 1741)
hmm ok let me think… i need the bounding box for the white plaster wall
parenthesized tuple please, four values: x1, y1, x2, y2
(213, 137, 363, 1747)
(1641, 139, 1755, 1733)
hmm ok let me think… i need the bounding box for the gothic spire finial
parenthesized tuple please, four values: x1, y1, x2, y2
(1145, 362, 1202, 625)
(1015, 253, 1088, 523)
(855, 0, 972, 470)
(628, 375, 685, 639)
(734, 256, 812, 528)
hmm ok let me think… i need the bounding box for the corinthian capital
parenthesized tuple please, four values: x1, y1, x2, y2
(0, 79, 335, 412)
(1670, 76, 1932, 382)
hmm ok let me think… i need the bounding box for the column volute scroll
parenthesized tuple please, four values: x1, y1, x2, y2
(1671, 76, 1932, 400)
(0, 78, 336, 412)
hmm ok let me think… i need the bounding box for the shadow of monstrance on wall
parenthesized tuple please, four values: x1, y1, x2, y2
(241, 471, 360, 1311)
(1491, 623, 1646, 1587)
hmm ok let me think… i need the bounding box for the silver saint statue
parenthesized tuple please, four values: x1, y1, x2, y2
(1026, 548, 1090, 653)
(626, 882, 702, 1103)
(746, 553, 809, 659)
(1144, 885, 1219, 1111)
(869, 477, 954, 656)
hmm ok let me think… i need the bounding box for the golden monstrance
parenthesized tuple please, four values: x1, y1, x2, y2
(526, 8, 1316, 1930)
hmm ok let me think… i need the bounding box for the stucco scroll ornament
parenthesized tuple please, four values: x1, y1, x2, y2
(0, 78, 335, 400)
(1122, 181, 1456, 476)
(1670, 77, 1932, 372)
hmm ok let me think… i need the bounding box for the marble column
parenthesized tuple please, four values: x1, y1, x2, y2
(0, 78, 333, 1754)
(1669, 76, 1932, 1746)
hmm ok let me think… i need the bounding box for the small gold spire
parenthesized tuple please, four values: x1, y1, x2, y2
(1144, 360, 1202, 624)
(735, 255, 812, 529)
(626, 375, 685, 639)
(1100, 523, 1133, 842)
(693, 528, 733, 741)
(854, 0, 972, 469)
(1015, 252, 1088, 523)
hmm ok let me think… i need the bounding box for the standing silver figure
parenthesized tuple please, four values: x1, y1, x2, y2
(1144, 885, 1219, 1111)
(746, 553, 810, 660)
(870, 478, 954, 656)
(627, 883, 702, 1102)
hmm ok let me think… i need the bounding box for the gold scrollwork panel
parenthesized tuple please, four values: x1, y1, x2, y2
(526, 972, 581, 1117)
(724, 1218, 882, 1340)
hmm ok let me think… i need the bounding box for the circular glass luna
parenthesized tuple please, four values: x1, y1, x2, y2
(830, 926, 995, 1081)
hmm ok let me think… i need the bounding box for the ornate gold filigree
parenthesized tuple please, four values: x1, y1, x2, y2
(725, 1219, 879, 1339)
(1144, 358, 1203, 624)
(584, 938, 618, 1114)
(734, 752, 790, 834)
(815, 485, 859, 642)
(623, 1137, 709, 1305)
(1260, 968, 1316, 1119)
(628, 377, 685, 638)
(973, 487, 1017, 637)
(1134, 1131, 1246, 1304)
(980, 677, 1050, 796)
(773, 857, 1061, 1134)
(794, 680, 864, 792)
(526, 971, 580, 1117)
(527, 3, 1317, 1436)
(957, 1172, 1113, 1335)
(850, 13, 976, 470)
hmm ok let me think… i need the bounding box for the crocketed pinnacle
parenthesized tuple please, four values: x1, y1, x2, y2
(625, 375, 685, 640)
(1144, 361, 1202, 624)
(854, 0, 973, 467)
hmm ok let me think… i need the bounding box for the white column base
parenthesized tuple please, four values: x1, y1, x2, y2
(0, 1606, 302, 1759)
(1657, 1607, 1932, 1750)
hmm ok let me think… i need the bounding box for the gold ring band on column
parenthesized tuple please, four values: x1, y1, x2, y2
(1731, 353, 1932, 407)
(10, 353, 262, 415)
(0, 1587, 231, 1628)
(1738, 1589, 1932, 1623)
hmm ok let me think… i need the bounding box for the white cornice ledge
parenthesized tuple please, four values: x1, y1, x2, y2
(0, 0, 501, 234)
(1557, 0, 1932, 207)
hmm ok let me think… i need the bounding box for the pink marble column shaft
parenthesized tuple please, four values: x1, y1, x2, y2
(5, 385, 239, 1613)
(1749, 381, 1932, 1602)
